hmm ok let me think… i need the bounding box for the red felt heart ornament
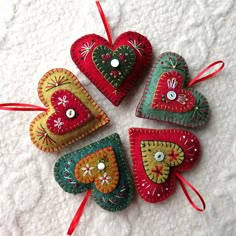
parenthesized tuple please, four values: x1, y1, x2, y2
(129, 128, 201, 204)
(71, 32, 152, 106)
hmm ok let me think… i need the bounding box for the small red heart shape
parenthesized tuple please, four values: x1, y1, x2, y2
(152, 71, 195, 112)
(47, 90, 93, 135)
(71, 31, 152, 106)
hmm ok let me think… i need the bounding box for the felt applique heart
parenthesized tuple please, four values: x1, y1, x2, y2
(30, 68, 109, 152)
(47, 90, 93, 135)
(54, 133, 134, 211)
(93, 45, 136, 89)
(71, 32, 152, 106)
(151, 71, 196, 112)
(136, 52, 209, 127)
(74, 147, 119, 194)
(129, 128, 200, 203)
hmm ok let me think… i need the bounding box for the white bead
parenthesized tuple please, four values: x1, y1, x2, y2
(110, 59, 119, 68)
(154, 152, 165, 162)
(97, 162, 105, 171)
(66, 109, 76, 118)
(167, 91, 177, 100)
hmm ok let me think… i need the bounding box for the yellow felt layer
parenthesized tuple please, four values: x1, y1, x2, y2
(140, 141, 184, 183)
(74, 147, 119, 194)
(29, 68, 109, 152)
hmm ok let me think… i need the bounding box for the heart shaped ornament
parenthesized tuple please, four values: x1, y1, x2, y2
(54, 133, 134, 211)
(71, 32, 152, 106)
(30, 68, 109, 152)
(129, 128, 201, 203)
(136, 52, 209, 128)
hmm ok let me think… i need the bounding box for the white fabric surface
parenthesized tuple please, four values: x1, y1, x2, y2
(0, 0, 235, 235)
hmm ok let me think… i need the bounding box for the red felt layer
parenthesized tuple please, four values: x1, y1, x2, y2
(47, 90, 93, 135)
(152, 71, 195, 112)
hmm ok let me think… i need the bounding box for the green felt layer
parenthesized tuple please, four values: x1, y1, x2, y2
(92, 45, 136, 89)
(136, 52, 209, 128)
(54, 133, 134, 212)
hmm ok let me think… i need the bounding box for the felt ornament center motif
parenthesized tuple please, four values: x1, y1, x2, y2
(92, 45, 136, 89)
(47, 90, 93, 135)
(151, 71, 195, 112)
(129, 128, 205, 209)
(141, 141, 184, 184)
(74, 147, 119, 193)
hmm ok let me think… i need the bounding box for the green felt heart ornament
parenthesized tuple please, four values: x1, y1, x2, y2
(136, 52, 209, 128)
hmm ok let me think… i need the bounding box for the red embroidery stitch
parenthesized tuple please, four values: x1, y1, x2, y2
(152, 165, 163, 177)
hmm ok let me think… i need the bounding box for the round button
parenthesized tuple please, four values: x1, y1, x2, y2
(66, 109, 76, 119)
(154, 152, 165, 162)
(97, 162, 105, 171)
(167, 91, 177, 100)
(110, 59, 120, 68)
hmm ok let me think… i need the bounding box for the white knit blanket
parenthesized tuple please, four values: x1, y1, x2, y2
(0, 0, 235, 235)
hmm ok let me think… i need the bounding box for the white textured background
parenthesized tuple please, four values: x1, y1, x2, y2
(0, 0, 235, 235)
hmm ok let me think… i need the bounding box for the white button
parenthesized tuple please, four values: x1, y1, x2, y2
(97, 162, 105, 171)
(110, 59, 119, 68)
(167, 91, 177, 100)
(154, 152, 165, 162)
(66, 109, 76, 118)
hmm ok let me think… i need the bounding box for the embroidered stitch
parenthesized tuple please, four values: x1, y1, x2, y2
(36, 124, 57, 145)
(54, 118, 64, 129)
(45, 75, 71, 92)
(128, 39, 144, 55)
(81, 163, 94, 176)
(99, 172, 111, 185)
(58, 96, 68, 107)
(79, 41, 95, 60)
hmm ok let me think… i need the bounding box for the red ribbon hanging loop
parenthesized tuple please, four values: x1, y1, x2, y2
(96, 1, 113, 44)
(175, 172, 206, 212)
(67, 189, 92, 235)
(187, 60, 224, 87)
(0, 103, 47, 112)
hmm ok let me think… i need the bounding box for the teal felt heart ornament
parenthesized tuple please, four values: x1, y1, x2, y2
(136, 52, 224, 128)
(54, 133, 134, 235)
